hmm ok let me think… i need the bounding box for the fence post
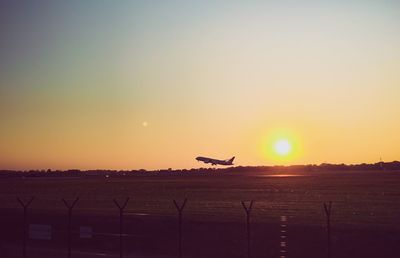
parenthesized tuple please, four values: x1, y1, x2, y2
(323, 201, 333, 258)
(241, 200, 254, 258)
(17, 197, 34, 258)
(173, 198, 187, 258)
(113, 197, 130, 258)
(62, 197, 79, 258)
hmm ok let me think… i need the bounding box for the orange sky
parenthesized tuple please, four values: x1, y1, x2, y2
(0, 1, 399, 170)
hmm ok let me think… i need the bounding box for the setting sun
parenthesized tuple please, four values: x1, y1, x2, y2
(274, 139, 292, 156)
(260, 128, 303, 164)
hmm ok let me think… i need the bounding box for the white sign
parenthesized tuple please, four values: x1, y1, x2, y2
(29, 224, 52, 240)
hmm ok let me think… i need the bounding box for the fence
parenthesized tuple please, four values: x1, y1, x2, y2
(1, 196, 337, 258)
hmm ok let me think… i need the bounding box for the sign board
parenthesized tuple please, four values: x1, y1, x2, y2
(29, 224, 52, 240)
(79, 226, 93, 239)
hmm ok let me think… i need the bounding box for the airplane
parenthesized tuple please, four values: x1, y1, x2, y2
(196, 156, 235, 166)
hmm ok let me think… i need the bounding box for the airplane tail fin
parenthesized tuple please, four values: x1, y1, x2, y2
(228, 156, 235, 164)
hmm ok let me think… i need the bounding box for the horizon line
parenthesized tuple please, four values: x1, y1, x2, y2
(1, 160, 398, 172)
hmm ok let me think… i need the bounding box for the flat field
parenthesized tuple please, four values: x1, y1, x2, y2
(0, 170, 399, 258)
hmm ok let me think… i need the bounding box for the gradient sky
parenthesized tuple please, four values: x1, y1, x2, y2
(1, 1, 399, 170)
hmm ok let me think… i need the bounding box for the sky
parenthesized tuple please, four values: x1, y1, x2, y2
(0, 0, 399, 170)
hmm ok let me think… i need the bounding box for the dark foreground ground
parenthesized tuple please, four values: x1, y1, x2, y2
(0, 170, 399, 258)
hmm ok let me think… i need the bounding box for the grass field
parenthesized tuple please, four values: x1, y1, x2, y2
(1, 170, 400, 227)
(1, 170, 400, 257)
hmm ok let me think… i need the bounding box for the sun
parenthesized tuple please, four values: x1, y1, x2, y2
(274, 139, 292, 156)
(260, 129, 302, 164)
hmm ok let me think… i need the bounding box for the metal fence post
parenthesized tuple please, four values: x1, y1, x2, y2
(62, 197, 79, 258)
(323, 201, 333, 258)
(17, 197, 34, 258)
(113, 197, 130, 258)
(241, 200, 254, 258)
(173, 198, 187, 258)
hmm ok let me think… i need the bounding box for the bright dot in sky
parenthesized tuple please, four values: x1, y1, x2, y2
(274, 139, 292, 156)
(142, 121, 148, 127)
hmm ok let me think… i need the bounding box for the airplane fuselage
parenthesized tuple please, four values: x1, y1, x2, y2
(196, 156, 235, 166)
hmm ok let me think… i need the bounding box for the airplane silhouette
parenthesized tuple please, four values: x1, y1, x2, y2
(196, 156, 235, 166)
